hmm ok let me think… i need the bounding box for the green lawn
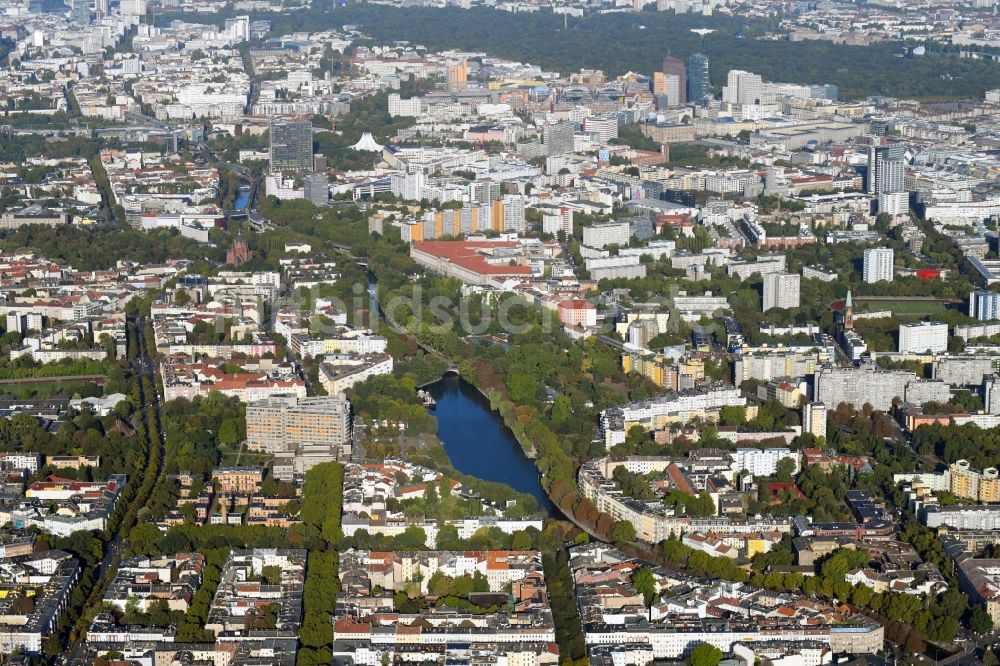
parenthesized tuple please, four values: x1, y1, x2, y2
(855, 299, 953, 318)
(0, 379, 104, 399)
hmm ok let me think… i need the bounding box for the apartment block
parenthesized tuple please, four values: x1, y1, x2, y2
(970, 290, 1000, 321)
(863, 247, 894, 283)
(205, 549, 305, 640)
(898, 321, 947, 354)
(334, 549, 555, 664)
(813, 365, 950, 411)
(762, 273, 800, 312)
(246, 394, 351, 455)
(319, 353, 394, 395)
(582, 221, 630, 249)
(212, 467, 265, 495)
(0, 550, 80, 654)
(103, 554, 205, 613)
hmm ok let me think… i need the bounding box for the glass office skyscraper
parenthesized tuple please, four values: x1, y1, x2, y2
(687, 53, 710, 102)
(269, 120, 314, 173)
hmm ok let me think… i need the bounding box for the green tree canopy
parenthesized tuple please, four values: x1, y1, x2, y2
(687, 643, 723, 666)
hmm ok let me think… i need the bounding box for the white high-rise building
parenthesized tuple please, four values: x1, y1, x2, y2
(762, 273, 800, 312)
(863, 247, 894, 283)
(121, 58, 141, 75)
(985, 375, 1000, 415)
(878, 191, 908, 215)
(663, 74, 684, 108)
(582, 221, 630, 249)
(722, 70, 763, 105)
(120, 0, 146, 16)
(470, 181, 501, 205)
(867, 145, 905, 195)
(503, 194, 526, 234)
(388, 93, 424, 117)
(543, 207, 573, 237)
(970, 291, 1000, 321)
(543, 121, 575, 157)
(869, 145, 908, 214)
(731, 448, 800, 477)
(898, 321, 948, 354)
(389, 172, 425, 202)
(803, 402, 827, 440)
(583, 115, 618, 143)
(225, 16, 250, 42)
(304, 173, 329, 207)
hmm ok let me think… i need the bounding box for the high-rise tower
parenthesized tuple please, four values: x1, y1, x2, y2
(661, 55, 687, 106)
(687, 53, 710, 102)
(269, 120, 314, 173)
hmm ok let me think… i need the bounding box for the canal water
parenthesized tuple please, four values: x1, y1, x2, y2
(426, 373, 556, 515)
(365, 267, 556, 516)
(233, 186, 251, 211)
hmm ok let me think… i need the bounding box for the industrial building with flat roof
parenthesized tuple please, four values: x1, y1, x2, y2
(410, 240, 533, 286)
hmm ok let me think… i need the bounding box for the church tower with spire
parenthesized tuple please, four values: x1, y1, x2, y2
(226, 235, 251, 267)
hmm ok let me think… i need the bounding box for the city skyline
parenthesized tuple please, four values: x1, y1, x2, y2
(1, 1, 1000, 665)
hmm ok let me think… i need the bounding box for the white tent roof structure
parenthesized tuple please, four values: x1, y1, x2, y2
(350, 132, 384, 152)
